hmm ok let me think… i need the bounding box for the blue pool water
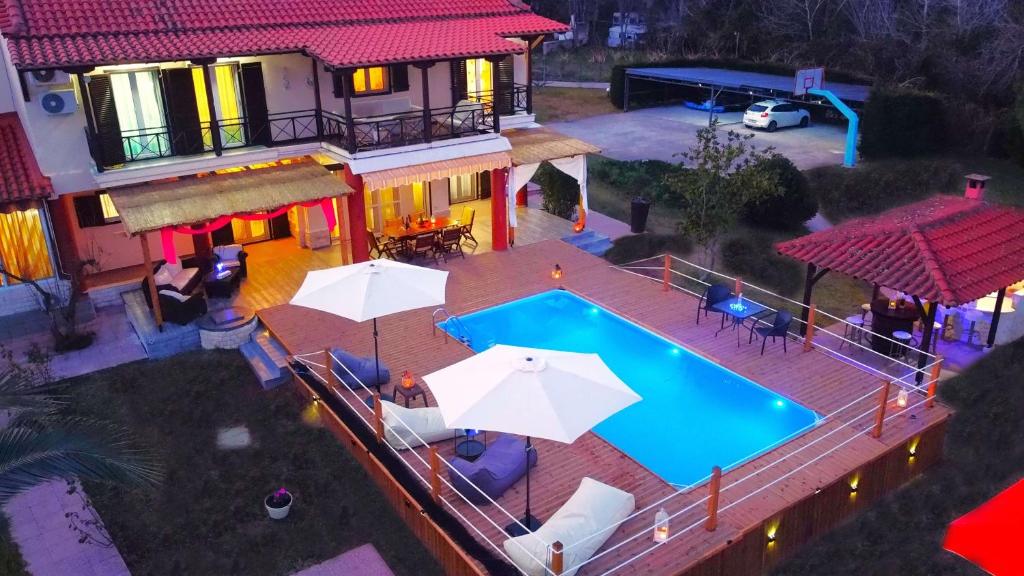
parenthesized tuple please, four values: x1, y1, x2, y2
(441, 290, 819, 487)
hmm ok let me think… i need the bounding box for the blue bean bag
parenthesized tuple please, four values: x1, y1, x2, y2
(449, 434, 538, 504)
(330, 348, 390, 390)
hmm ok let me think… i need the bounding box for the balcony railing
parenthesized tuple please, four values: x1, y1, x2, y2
(465, 83, 529, 117)
(87, 101, 500, 170)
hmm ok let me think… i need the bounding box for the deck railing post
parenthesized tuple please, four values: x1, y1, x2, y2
(706, 465, 722, 531)
(429, 447, 442, 503)
(803, 304, 817, 352)
(872, 381, 891, 439)
(550, 541, 564, 575)
(662, 254, 671, 292)
(324, 348, 336, 388)
(373, 393, 384, 444)
(735, 276, 742, 296)
(927, 356, 943, 408)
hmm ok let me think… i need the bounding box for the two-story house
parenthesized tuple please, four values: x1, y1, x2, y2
(0, 0, 596, 321)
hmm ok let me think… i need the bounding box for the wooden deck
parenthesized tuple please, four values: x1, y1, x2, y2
(259, 240, 951, 576)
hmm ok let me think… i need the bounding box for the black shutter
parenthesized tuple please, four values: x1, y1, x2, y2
(160, 68, 204, 155)
(390, 65, 409, 93)
(86, 74, 126, 167)
(72, 195, 104, 228)
(240, 63, 270, 146)
(331, 71, 344, 98)
(451, 59, 468, 102)
(211, 224, 235, 246)
(496, 56, 514, 116)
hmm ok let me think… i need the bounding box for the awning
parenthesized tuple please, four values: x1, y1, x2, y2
(0, 113, 53, 205)
(360, 152, 511, 191)
(108, 162, 351, 235)
(504, 126, 601, 166)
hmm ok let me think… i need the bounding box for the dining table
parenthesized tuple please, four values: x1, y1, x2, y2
(383, 215, 456, 242)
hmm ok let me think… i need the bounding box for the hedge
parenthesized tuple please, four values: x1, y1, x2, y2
(860, 87, 947, 159)
(535, 163, 580, 219)
(721, 233, 803, 296)
(742, 156, 818, 230)
(603, 233, 692, 265)
(609, 58, 870, 110)
(589, 156, 688, 209)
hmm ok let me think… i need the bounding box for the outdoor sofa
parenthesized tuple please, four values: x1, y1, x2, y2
(379, 400, 465, 449)
(449, 434, 537, 504)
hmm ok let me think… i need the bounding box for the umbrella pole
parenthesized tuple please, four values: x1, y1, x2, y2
(507, 436, 541, 536)
(373, 318, 381, 393)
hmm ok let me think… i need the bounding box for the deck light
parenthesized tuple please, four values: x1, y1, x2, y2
(551, 264, 563, 280)
(908, 437, 919, 458)
(896, 388, 909, 408)
(653, 507, 669, 543)
(766, 525, 778, 545)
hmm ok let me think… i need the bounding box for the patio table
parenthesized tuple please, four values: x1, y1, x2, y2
(712, 297, 769, 347)
(383, 216, 454, 243)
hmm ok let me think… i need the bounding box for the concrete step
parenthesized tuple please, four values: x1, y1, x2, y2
(240, 332, 290, 390)
(561, 230, 613, 256)
(578, 237, 614, 256)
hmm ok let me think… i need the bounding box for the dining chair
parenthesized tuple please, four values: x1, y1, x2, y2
(410, 233, 438, 263)
(367, 229, 400, 260)
(459, 206, 477, 246)
(437, 227, 465, 262)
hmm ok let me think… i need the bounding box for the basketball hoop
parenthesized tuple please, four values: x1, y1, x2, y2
(794, 67, 825, 97)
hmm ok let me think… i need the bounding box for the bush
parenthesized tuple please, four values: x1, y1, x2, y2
(806, 158, 962, 222)
(721, 233, 803, 296)
(860, 88, 947, 159)
(610, 58, 870, 110)
(603, 233, 692, 265)
(589, 156, 688, 209)
(742, 156, 817, 230)
(535, 163, 580, 219)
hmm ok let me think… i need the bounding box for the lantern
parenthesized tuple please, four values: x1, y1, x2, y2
(896, 388, 909, 408)
(653, 507, 669, 543)
(401, 370, 415, 389)
(430, 216, 436, 225)
(551, 264, 563, 280)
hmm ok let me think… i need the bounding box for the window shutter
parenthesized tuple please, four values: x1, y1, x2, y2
(390, 65, 409, 93)
(240, 63, 270, 146)
(160, 68, 204, 155)
(496, 56, 515, 116)
(86, 74, 126, 167)
(72, 195, 105, 229)
(332, 71, 343, 98)
(451, 59, 468, 103)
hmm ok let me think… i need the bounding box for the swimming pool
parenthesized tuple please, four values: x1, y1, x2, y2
(440, 289, 819, 487)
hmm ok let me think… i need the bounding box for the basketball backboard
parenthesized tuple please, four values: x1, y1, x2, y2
(794, 67, 825, 96)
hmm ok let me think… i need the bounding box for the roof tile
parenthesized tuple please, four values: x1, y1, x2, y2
(0, 113, 53, 203)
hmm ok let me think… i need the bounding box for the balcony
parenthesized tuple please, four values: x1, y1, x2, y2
(86, 101, 500, 171)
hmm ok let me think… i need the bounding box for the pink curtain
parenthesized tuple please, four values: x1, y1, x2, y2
(160, 198, 337, 264)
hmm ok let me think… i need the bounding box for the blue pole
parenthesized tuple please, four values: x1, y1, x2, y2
(809, 88, 858, 168)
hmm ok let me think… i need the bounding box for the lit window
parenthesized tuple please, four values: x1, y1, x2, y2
(353, 67, 390, 95)
(98, 192, 120, 223)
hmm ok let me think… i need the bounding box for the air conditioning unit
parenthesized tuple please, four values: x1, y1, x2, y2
(40, 90, 77, 115)
(30, 69, 70, 86)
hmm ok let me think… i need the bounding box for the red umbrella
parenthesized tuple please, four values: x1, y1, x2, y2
(943, 479, 1024, 576)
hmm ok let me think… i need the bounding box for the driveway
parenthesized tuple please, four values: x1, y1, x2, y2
(549, 105, 850, 170)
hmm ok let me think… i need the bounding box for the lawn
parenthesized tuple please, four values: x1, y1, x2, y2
(532, 86, 619, 123)
(775, 337, 1024, 576)
(64, 350, 441, 576)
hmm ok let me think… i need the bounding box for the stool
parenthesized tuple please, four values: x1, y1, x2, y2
(892, 330, 915, 361)
(840, 315, 865, 349)
(963, 310, 983, 347)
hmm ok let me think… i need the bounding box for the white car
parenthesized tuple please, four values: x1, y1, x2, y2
(743, 100, 810, 132)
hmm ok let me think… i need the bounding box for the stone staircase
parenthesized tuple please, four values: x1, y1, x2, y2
(561, 230, 614, 256)
(240, 329, 292, 390)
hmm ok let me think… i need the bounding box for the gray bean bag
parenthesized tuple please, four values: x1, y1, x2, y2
(449, 434, 537, 504)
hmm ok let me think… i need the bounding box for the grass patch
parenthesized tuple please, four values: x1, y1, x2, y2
(65, 351, 441, 576)
(775, 338, 1024, 576)
(532, 86, 618, 123)
(587, 156, 685, 236)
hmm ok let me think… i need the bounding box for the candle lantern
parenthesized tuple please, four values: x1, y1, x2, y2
(551, 264, 563, 280)
(896, 388, 909, 408)
(653, 507, 669, 543)
(401, 370, 415, 389)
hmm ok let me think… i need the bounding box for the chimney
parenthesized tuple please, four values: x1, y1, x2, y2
(964, 173, 990, 200)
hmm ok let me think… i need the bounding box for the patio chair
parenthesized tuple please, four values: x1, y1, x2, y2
(409, 232, 438, 263)
(503, 477, 636, 576)
(156, 290, 207, 325)
(380, 400, 465, 449)
(748, 309, 793, 355)
(437, 227, 465, 262)
(449, 434, 537, 504)
(441, 99, 485, 135)
(329, 347, 391, 392)
(367, 229, 400, 260)
(696, 283, 731, 327)
(459, 206, 477, 246)
(212, 244, 248, 277)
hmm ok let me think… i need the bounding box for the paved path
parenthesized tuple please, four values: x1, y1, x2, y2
(550, 106, 849, 170)
(290, 544, 394, 576)
(3, 480, 131, 576)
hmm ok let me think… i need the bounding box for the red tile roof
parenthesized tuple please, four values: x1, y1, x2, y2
(1, 0, 566, 69)
(0, 112, 53, 203)
(776, 195, 1024, 306)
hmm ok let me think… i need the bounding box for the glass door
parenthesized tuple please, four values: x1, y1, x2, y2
(365, 188, 400, 234)
(230, 216, 270, 244)
(466, 58, 493, 107)
(448, 174, 478, 205)
(110, 70, 168, 160)
(192, 64, 245, 149)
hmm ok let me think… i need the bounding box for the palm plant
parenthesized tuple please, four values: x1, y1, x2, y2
(0, 347, 161, 503)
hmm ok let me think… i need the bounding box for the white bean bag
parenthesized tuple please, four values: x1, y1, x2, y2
(503, 477, 636, 576)
(380, 400, 463, 450)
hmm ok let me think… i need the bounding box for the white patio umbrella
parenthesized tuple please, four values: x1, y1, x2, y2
(423, 344, 641, 535)
(290, 259, 448, 388)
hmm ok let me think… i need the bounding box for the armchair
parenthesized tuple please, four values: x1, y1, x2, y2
(213, 244, 248, 277)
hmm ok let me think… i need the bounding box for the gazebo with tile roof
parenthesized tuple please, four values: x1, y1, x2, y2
(776, 193, 1024, 372)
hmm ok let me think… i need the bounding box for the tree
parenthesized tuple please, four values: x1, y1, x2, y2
(0, 259, 97, 352)
(0, 347, 161, 503)
(663, 120, 781, 269)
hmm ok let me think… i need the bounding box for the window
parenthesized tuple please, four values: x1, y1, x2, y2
(0, 207, 54, 286)
(466, 59, 493, 99)
(98, 192, 120, 223)
(353, 67, 390, 95)
(109, 69, 167, 159)
(74, 192, 119, 228)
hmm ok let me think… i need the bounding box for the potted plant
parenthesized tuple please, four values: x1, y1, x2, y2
(264, 487, 293, 520)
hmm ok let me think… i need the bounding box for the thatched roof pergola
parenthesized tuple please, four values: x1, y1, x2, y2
(504, 126, 600, 166)
(108, 162, 352, 236)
